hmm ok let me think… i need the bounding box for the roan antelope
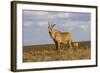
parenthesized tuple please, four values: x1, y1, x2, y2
(48, 22, 72, 51)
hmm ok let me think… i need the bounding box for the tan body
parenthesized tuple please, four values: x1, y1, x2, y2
(48, 22, 72, 51)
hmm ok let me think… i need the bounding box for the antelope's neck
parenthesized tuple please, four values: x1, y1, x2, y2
(51, 28, 57, 38)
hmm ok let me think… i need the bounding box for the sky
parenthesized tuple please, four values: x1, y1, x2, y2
(22, 10, 91, 46)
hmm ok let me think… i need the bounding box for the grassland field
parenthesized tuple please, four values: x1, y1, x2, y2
(23, 41, 91, 62)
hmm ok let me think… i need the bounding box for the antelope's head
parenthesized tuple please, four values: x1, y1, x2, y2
(48, 22, 56, 33)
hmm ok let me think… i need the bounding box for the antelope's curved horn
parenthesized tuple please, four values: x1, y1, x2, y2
(53, 24, 56, 27)
(48, 21, 52, 25)
(48, 21, 50, 27)
(48, 21, 50, 24)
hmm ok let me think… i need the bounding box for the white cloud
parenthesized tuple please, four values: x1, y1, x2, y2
(23, 21, 33, 27)
(23, 20, 48, 27)
(23, 10, 48, 16)
(23, 10, 90, 31)
(36, 21, 48, 27)
(23, 10, 71, 21)
(58, 13, 70, 18)
(79, 24, 89, 31)
(60, 20, 90, 31)
(48, 12, 70, 20)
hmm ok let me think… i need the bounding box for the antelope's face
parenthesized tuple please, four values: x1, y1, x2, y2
(48, 22, 55, 33)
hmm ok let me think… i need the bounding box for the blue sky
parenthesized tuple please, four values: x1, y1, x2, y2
(22, 10, 91, 46)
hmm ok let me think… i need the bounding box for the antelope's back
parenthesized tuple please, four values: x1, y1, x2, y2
(62, 32, 72, 39)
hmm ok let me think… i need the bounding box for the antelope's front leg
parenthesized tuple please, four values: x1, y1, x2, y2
(55, 41, 58, 51)
(68, 40, 72, 48)
(58, 43, 61, 51)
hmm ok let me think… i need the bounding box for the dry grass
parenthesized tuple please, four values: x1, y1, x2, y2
(23, 41, 91, 62)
